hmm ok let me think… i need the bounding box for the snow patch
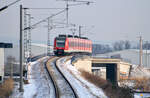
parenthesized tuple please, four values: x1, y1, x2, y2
(57, 57, 107, 98)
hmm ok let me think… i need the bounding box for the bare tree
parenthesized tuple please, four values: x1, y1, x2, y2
(143, 42, 150, 50)
(113, 41, 124, 51)
(124, 40, 131, 49)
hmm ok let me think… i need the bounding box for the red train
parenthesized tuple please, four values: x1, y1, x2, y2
(54, 35, 92, 55)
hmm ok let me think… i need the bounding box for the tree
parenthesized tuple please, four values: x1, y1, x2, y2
(143, 42, 150, 50)
(113, 41, 124, 51)
(124, 40, 131, 49)
(92, 44, 112, 55)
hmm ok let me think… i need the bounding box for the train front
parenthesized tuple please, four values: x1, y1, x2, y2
(53, 36, 66, 56)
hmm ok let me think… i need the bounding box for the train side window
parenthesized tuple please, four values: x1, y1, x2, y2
(73, 41, 74, 47)
(74, 41, 76, 47)
(83, 42, 85, 48)
(79, 42, 81, 47)
(74, 41, 75, 47)
(74, 42, 77, 47)
(70, 42, 73, 47)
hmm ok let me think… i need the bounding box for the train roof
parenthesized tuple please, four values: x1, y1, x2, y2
(57, 34, 89, 40)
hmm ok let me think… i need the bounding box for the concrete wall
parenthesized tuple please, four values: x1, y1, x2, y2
(72, 57, 131, 83)
(119, 62, 131, 77)
(92, 58, 131, 81)
(73, 58, 92, 73)
(0, 48, 4, 82)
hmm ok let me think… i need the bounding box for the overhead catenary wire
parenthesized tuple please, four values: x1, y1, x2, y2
(25, 8, 66, 10)
(68, 2, 92, 6)
(56, 0, 93, 3)
(7, 0, 21, 7)
(24, 9, 66, 30)
(0, 0, 20, 12)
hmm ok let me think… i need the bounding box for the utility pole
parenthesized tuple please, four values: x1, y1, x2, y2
(139, 36, 143, 66)
(19, 5, 23, 92)
(10, 58, 13, 78)
(47, 18, 51, 56)
(145, 41, 148, 67)
(26, 14, 33, 62)
(28, 14, 32, 62)
(66, 1, 69, 26)
(79, 25, 82, 37)
(23, 8, 28, 65)
(70, 28, 76, 37)
(7, 56, 14, 78)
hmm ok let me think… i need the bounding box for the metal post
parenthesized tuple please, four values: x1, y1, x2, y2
(79, 26, 81, 37)
(139, 36, 143, 66)
(10, 59, 13, 78)
(23, 8, 28, 64)
(66, 1, 69, 26)
(19, 5, 23, 92)
(27, 14, 32, 62)
(148, 53, 149, 67)
(146, 41, 148, 67)
(47, 18, 51, 56)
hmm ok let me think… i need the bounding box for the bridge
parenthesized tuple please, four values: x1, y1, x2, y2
(72, 56, 132, 85)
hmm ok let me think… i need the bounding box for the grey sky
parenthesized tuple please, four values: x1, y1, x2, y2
(0, 0, 150, 45)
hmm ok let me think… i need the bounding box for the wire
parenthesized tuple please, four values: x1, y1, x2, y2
(27, 8, 66, 10)
(24, 9, 66, 30)
(0, 0, 20, 12)
(7, 0, 21, 7)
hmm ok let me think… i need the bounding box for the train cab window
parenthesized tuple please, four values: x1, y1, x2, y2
(56, 38, 66, 47)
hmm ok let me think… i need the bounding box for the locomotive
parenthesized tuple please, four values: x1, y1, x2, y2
(53, 34, 92, 56)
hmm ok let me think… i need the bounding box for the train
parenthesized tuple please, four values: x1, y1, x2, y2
(53, 34, 92, 56)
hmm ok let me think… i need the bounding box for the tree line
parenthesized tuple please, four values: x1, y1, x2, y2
(92, 40, 150, 55)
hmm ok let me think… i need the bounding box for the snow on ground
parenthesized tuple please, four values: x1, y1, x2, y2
(57, 57, 107, 98)
(131, 64, 150, 78)
(134, 93, 150, 98)
(11, 57, 55, 98)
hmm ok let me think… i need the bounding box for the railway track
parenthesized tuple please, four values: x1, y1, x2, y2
(45, 57, 78, 98)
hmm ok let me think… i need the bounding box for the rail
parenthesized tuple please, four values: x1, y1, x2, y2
(45, 56, 79, 98)
(45, 57, 59, 98)
(55, 57, 79, 98)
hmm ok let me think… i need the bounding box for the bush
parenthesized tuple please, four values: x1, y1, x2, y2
(24, 79, 29, 84)
(0, 78, 14, 98)
(80, 70, 132, 98)
(119, 76, 150, 92)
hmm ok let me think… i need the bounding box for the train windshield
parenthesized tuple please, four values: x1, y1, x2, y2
(56, 38, 65, 47)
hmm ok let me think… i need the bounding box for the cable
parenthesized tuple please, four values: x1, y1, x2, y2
(0, 0, 20, 12)
(7, 0, 21, 7)
(24, 9, 66, 30)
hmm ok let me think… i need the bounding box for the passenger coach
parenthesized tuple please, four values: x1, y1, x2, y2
(53, 35, 92, 55)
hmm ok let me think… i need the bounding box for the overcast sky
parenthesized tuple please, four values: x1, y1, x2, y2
(0, 0, 150, 45)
